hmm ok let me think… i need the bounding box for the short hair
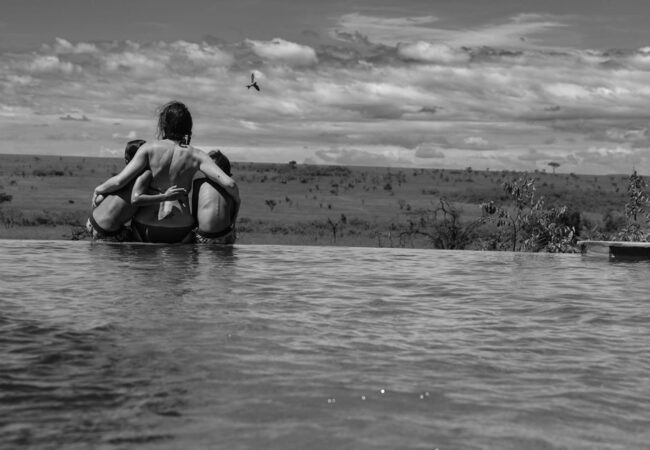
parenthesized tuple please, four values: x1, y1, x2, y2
(124, 139, 146, 164)
(156, 101, 192, 143)
(208, 150, 232, 176)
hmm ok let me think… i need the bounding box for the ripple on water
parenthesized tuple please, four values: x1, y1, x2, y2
(1, 240, 650, 449)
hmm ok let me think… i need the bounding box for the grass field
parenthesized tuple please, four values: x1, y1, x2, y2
(0, 153, 632, 248)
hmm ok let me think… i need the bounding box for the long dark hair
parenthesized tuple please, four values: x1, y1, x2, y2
(156, 101, 192, 144)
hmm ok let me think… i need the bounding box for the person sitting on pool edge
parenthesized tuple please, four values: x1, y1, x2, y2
(88, 139, 187, 241)
(192, 150, 240, 244)
(86, 139, 146, 241)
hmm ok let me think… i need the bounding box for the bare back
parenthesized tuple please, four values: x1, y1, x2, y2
(146, 140, 202, 193)
(193, 178, 235, 233)
(133, 140, 203, 228)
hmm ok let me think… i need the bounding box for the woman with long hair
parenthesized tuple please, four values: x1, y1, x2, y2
(92, 101, 239, 243)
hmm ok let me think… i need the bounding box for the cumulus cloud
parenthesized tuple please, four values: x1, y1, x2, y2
(315, 147, 399, 166)
(575, 146, 642, 170)
(517, 148, 553, 162)
(27, 55, 79, 74)
(111, 130, 138, 140)
(50, 37, 98, 54)
(397, 42, 469, 64)
(460, 136, 495, 150)
(166, 40, 234, 69)
(102, 50, 168, 76)
(247, 38, 317, 66)
(334, 13, 566, 48)
(59, 113, 89, 121)
(5, 22, 650, 173)
(415, 146, 445, 159)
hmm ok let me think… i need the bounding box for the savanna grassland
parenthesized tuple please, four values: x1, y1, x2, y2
(0, 153, 633, 249)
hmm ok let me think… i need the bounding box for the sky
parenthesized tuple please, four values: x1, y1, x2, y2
(2, 0, 650, 174)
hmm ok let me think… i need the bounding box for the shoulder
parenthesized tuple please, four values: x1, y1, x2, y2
(186, 145, 208, 158)
(143, 140, 174, 154)
(185, 145, 211, 168)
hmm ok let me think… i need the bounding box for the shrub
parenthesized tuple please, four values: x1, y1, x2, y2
(481, 176, 578, 252)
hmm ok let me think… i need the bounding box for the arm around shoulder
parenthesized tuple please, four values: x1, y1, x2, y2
(94, 146, 149, 199)
(196, 150, 240, 203)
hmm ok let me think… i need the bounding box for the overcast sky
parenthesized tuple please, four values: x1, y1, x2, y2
(3, 0, 650, 174)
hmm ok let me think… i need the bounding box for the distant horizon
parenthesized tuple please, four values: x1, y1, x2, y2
(0, 151, 637, 178)
(2, 0, 650, 175)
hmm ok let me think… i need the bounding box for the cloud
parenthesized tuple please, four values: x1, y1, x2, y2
(102, 50, 168, 76)
(59, 113, 90, 121)
(333, 13, 566, 48)
(460, 136, 495, 150)
(5, 26, 650, 173)
(246, 38, 317, 66)
(166, 40, 234, 69)
(415, 146, 445, 159)
(575, 146, 641, 169)
(27, 55, 79, 74)
(111, 130, 138, 140)
(50, 37, 98, 54)
(517, 148, 553, 162)
(397, 42, 470, 64)
(314, 147, 399, 166)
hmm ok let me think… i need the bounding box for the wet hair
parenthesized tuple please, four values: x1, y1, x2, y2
(124, 139, 146, 164)
(156, 101, 192, 144)
(208, 150, 232, 176)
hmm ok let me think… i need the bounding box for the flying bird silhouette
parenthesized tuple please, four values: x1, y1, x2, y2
(246, 73, 260, 91)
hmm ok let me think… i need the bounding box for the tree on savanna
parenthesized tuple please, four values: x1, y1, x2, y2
(400, 198, 483, 249)
(326, 214, 347, 242)
(0, 192, 12, 204)
(548, 161, 560, 174)
(265, 199, 277, 212)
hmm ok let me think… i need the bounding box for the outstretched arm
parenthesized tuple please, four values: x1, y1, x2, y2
(131, 170, 187, 206)
(92, 147, 148, 206)
(196, 151, 240, 204)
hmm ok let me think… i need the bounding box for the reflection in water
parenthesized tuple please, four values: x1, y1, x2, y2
(1, 241, 649, 449)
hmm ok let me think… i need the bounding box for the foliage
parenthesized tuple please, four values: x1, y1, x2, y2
(481, 176, 578, 252)
(613, 171, 650, 241)
(548, 161, 560, 173)
(400, 198, 483, 249)
(265, 199, 277, 212)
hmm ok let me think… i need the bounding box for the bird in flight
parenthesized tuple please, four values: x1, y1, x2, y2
(246, 73, 260, 91)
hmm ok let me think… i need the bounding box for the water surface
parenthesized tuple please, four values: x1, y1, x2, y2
(1, 240, 649, 449)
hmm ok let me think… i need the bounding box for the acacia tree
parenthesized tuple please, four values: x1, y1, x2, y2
(548, 161, 560, 174)
(265, 199, 277, 212)
(400, 198, 483, 249)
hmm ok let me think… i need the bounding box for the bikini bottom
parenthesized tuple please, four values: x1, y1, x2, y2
(194, 226, 236, 244)
(131, 219, 195, 244)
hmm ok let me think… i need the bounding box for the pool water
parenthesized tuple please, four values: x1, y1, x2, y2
(1, 240, 649, 449)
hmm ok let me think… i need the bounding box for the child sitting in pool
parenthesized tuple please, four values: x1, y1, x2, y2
(192, 150, 240, 244)
(87, 139, 146, 241)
